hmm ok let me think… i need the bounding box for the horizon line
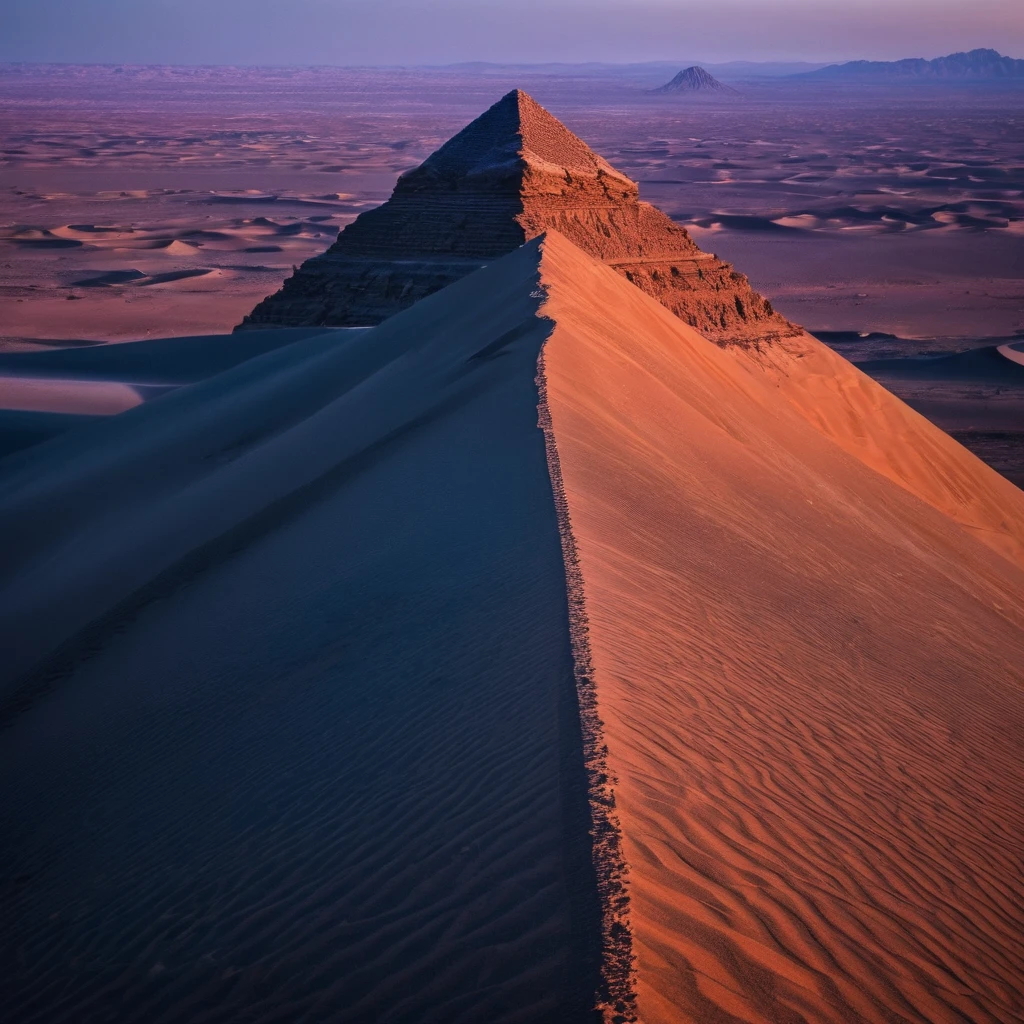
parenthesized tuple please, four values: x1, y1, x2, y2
(1, 48, 1022, 73)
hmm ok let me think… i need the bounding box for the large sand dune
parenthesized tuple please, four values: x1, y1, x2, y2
(0, 240, 601, 1022)
(536, 232, 1024, 1021)
(1, 232, 1023, 1022)
(0, 326, 351, 455)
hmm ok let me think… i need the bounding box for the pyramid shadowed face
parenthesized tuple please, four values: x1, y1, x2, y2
(238, 89, 796, 347)
(397, 89, 635, 196)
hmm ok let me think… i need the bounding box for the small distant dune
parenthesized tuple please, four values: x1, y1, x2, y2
(70, 269, 148, 287)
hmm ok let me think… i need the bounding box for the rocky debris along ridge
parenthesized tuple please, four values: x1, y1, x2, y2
(651, 66, 738, 93)
(238, 89, 796, 347)
(805, 48, 1024, 80)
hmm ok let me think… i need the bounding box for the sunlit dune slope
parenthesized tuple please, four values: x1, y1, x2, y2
(536, 231, 1024, 1023)
(732, 333, 1024, 569)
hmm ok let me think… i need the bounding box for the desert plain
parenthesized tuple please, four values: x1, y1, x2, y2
(1, 61, 1023, 1024)
(1, 63, 1022, 483)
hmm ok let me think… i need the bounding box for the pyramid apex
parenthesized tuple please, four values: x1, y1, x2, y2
(396, 89, 635, 191)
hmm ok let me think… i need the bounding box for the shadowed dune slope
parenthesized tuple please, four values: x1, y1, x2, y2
(536, 232, 1024, 1023)
(0, 328, 357, 456)
(0, 327, 344, 385)
(0, 239, 602, 1023)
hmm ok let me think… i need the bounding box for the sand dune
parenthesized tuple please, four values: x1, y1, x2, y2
(536, 231, 1024, 1022)
(0, 376, 145, 416)
(1, 232, 1022, 1022)
(728, 333, 1024, 568)
(0, 239, 599, 1022)
(0, 409, 97, 460)
(0, 326, 347, 385)
(0, 327, 348, 454)
(853, 343, 1024, 493)
(0, 204, 355, 344)
(861, 343, 1024, 385)
(999, 341, 1024, 369)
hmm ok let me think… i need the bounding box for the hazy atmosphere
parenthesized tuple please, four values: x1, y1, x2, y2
(3, 0, 1024, 1021)
(3, 0, 1023, 65)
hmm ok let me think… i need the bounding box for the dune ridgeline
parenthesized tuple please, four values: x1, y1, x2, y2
(1, 92, 1023, 1024)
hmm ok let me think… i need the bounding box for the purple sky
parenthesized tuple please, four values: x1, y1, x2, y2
(3, 0, 1022, 66)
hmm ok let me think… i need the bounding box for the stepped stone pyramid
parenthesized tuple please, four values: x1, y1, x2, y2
(238, 90, 797, 347)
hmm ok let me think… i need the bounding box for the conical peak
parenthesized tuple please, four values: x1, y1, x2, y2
(398, 89, 634, 190)
(654, 66, 736, 93)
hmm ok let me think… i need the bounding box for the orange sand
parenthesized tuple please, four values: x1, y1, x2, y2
(731, 334, 1024, 569)
(2, 230, 1023, 1022)
(536, 232, 1024, 1023)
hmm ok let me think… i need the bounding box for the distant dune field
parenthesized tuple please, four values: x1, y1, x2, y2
(1, 63, 1022, 345)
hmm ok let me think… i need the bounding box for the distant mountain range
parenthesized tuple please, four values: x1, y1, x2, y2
(439, 60, 830, 80)
(803, 48, 1024, 80)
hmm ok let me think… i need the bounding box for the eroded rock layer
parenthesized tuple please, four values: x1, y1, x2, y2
(239, 90, 797, 347)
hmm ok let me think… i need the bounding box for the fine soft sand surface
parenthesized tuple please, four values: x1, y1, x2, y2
(2, 232, 1024, 1023)
(728, 333, 1024, 568)
(0, 326, 352, 455)
(855, 344, 1024, 491)
(0, 242, 600, 1022)
(535, 233, 1024, 1022)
